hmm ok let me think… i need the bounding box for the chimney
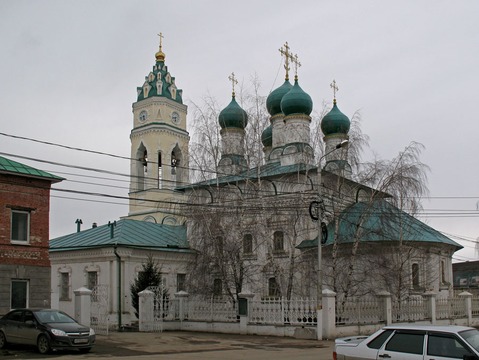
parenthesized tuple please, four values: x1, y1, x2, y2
(75, 219, 83, 233)
(92, 222, 97, 228)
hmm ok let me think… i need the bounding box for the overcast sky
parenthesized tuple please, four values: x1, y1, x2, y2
(1, 0, 477, 261)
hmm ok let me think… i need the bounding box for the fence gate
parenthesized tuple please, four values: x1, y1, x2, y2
(90, 285, 109, 335)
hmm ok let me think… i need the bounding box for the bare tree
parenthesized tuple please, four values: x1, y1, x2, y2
(325, 141, 431, 305)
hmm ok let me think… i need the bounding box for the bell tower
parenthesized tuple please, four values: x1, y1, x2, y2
(128, 34, 189, 225)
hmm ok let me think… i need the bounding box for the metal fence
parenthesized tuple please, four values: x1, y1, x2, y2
(249, 298, 317, 325)
(336, 297, 384, 325)
(184, 296, 238, 322)
(139, 291, 479, 329)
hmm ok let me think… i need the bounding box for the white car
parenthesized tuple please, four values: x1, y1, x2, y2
(334, 324, 479, 360)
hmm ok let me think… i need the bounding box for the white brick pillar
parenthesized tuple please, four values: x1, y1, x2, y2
(323, 289, 336, 339)
(138, 289, 154, 332)
(423, 291, 437, 324)
(74, 287, 92, 327)
(459, 291, 473, 326)
(377, 291, 392, 325)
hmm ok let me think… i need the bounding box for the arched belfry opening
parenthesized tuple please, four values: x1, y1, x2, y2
(157, 151, 163, 189)
(135, 143, 148, 191)
(171, 144, 182, 186)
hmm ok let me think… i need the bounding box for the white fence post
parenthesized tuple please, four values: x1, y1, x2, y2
(459, 291, 473, 326)
(74, 287, 92, 327)
(377, 291, 392, 325)
(139, 289, 154, 332)
(323, 289, 336, 339)
(175, 291, 189, 321)
(423, 291, 437, 324)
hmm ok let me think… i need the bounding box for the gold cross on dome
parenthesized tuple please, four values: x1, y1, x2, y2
(279, 42, 292, 81)
(330, 79, 339, 102)
(157, 32, 164, 51)
(228, 72, 238, 97)
(291, 53, 301, 80)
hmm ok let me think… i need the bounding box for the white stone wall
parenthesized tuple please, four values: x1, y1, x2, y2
(50, 247, 192, 326)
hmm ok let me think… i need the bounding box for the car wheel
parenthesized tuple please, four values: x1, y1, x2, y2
(37, 334, 50, 354)
(0, 331, 7, 349)
(79, 347, 91, 353)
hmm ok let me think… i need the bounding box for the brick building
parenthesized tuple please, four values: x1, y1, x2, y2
(0, 155, 62, 314)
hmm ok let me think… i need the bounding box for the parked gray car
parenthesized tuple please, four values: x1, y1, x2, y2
(0, 308, 95, 354)
(334, 324, 479, 360)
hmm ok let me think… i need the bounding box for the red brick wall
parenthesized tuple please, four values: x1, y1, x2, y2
(0, 173, 52, 267)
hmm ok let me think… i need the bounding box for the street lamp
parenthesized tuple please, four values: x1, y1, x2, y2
(314, 139, 349, 341)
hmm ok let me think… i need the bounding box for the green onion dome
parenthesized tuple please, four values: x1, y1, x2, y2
(280, 79, 313, 116)
(320, 100, 351, 135)
(218, 96, 248, 129)
(261, 125, 273, 147)
(266, 80, 293, 116)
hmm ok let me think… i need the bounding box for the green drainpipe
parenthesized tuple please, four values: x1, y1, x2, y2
(113, 244, 122, 330)
(110, 220, 121, 331)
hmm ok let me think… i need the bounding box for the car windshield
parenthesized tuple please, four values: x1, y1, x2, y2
(35, 310, 76, 324)
(460, 329, 479, 351)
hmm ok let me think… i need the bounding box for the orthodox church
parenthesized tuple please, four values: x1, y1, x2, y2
(49, 38, 461, 327)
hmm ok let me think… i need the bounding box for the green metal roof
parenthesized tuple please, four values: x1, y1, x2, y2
(177, 161, 316, 191)
(49, 219, 191, 252)
(0, 155, 63, 183)
(298, 200, 462, 250)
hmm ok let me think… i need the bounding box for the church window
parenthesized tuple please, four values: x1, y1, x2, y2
(273, 231, 284, 252)
(213, 279, 222, 296)
(412, 263, 420, 288)
(177, 274, 186, 292)
(441, 260, 446, 283)
(87, 271, 98, 291)
(268, 277, 280, 298)
(243, 234, 253, 254)
(60, 272, 70, 301)
(87, 271, 98, 301)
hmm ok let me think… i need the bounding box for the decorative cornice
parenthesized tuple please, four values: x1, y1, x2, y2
(130, 124, 190, 139)
(283, 113, 311, 122)
(133, 97, 187, 113)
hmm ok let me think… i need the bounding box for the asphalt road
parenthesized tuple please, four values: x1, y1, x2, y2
(0, 331, 335, 359)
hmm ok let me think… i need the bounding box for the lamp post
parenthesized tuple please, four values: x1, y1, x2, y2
(314, 139, 348, 341)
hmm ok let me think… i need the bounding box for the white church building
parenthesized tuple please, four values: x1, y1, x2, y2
(49, 38, 461, 328)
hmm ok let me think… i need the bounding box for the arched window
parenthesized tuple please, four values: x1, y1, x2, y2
(243, 234, 253, 254)
(157, 151, 162, 189)
(441, 260, 446, 284)
(213, 279, 222, 297)
(412, 263, 420, 288)
(268, 277, 280, 298)
(273, 231, 284, 252)
(135, 144, 148, 191)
